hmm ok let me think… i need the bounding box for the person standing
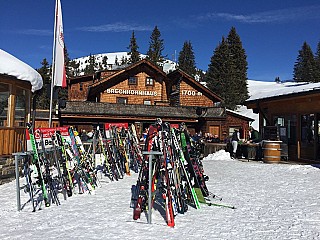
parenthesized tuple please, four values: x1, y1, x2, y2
(231, 128, 240, 159)
(248, 126, 262, 160)
(249, 126, 260, 143)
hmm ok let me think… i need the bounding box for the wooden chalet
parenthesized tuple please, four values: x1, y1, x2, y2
(245, 81, 320, 163)
(0, 76, 31, 156)
(0, 49, 43, 184)
(60, 59, 253, 139)
(0, 49, 42, 157)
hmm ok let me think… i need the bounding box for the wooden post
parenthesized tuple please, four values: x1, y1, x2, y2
(297, 140, 300, 160)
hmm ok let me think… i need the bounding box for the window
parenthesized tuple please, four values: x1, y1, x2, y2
(79, 83, 83, 91)
(117, 97, 127, 104)
(14, 87, 28, 127)
(143, 100, 151, 105)
(209, 126, 220, 136)
(0, 83, 9, 127)
(301, 114, 314, 144)
(128, 76, 137, 85)
(145, 77, 154, 86)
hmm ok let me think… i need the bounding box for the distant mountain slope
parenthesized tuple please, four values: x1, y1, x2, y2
(72, 52, 178, 74)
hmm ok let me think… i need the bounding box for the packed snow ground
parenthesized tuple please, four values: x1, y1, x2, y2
(1, 150, 319, 240)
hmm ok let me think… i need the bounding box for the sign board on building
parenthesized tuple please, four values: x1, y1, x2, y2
(106, 88, 158, 96)
(104, 122, 128, 139)
(26, 127, 70, 151)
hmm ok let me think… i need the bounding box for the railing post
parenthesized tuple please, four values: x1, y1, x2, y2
(13, 152, 28, 211)
(142, 150, 162, 224)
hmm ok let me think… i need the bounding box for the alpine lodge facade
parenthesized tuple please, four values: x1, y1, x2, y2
(60, 59, 253, 140)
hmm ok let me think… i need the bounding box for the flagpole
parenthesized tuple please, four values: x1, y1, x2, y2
(49, 0, 58, 128)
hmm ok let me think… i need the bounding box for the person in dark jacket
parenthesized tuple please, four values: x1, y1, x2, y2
(249, 127, 260, 143)
(231, 129, 240, 159)
(248, 126, 262, 160)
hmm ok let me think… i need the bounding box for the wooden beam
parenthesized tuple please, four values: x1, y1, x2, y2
(61, 114, 198, 122)
(257, 101, 270, 125)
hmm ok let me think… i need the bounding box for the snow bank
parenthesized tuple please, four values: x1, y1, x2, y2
(203, 149, 233, 161)
(0, 49, 43, 92)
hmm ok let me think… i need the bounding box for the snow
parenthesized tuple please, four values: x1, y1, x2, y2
(1, 151, 319, 240)
(232, 79, 320, 131)
(227, 106, 259, 130)
(247, 80, 320, 101)
(0, 49, 43, 92)
(237, 79, 320, 130)
(73, 52, 177, 74)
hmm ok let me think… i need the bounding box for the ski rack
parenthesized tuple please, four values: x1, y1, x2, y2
(142, 150, 162, 224)
(13, 151, 32, 211)
(13, 147, 57, 211)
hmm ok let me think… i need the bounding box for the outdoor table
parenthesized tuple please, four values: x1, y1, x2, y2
(204, 143, 227, 157)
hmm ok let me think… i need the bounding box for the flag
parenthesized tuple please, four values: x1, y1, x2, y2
(53, 0, 66, 87)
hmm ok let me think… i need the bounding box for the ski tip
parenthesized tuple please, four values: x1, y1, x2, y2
(167, 222, 175, 228)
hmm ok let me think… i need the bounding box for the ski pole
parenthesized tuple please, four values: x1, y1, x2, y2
(206, 202, 236, 209)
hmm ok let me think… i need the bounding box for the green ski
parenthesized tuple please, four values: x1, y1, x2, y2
(26, 123, 50, 207)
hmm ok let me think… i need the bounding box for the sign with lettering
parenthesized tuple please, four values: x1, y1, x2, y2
(106, 88, 158, 96)
(26, 127, 70, 151)
(170, 123, 180, 129)
(104, 122, 128, 130)
(104, 122, 128, 139)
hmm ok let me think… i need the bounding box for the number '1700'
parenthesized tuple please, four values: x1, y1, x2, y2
(182, 90, 202, 96)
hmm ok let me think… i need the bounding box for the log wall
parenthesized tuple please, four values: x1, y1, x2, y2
(179, 81, 214, 107)
(100, 72, 165, 105)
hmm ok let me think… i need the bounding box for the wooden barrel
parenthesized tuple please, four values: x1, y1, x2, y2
(263, 141, 281, 163)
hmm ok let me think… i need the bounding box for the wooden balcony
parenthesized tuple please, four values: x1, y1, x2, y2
(0, 127, 25, 156)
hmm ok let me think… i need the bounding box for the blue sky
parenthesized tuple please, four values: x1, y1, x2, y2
(1, 0, 320, 81)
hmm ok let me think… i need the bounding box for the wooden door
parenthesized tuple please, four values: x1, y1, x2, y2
(209, 126, 220, 136)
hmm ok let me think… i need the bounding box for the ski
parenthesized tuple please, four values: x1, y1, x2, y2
(26, 123, 50, 208)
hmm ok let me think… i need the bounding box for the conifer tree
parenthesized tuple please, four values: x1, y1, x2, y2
(69, 60, 81, 76)
(227, 27, 249, 104)
(178, 40, 196, 77)
(120, 56, 128, 65)
(205, 27, 249, 110)
(128, 31, 141, 64)
(102, 56, 108, 69)
(115, 55, 119, 66)
(146, 26, 165, 66)
(293, 41, 316, 82)
(313, 41, 320, 82)
(84, 54, 97, 75)
(206, 37, 237, 109)
(36, 58, 51, 109)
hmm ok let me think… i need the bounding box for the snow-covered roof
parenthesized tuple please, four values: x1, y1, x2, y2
(247, 80, 320, 101)
(226, 108, 254, 121)
(0, 49, 43, 92)
(227, 105, 259, 130)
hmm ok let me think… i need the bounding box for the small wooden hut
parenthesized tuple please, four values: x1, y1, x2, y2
(0, 49, 43, 157)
